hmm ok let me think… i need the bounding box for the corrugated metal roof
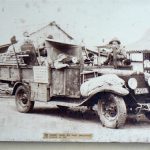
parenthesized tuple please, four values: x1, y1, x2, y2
(126, 49, 150, 53)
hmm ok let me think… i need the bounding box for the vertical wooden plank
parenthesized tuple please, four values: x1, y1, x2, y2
(31, 82, 49, 102)
(51, 69, 65, 95)
(65, 68, 80, 97)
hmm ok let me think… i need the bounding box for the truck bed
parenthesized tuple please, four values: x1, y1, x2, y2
(0, 64, 33, 82)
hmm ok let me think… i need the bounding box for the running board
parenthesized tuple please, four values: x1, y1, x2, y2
(48, 100, 85, 108)
(49, 101, 80, 107)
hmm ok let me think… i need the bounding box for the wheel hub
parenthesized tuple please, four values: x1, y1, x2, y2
(103, 101, 117, 118)
(20, 94, 28, 104)
(18, 92, 28, 105)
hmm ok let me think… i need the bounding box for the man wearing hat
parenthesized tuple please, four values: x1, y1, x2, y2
(103, 37, 129, 66)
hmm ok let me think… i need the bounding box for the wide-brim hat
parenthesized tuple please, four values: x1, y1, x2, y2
(109, 38, 121, 45)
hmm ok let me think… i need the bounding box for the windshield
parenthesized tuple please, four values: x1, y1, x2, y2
(97, 45, 132, 69)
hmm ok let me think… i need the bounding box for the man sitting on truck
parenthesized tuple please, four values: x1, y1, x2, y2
(103, 38, 130, 66)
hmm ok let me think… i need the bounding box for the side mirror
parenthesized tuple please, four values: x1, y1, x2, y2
(10, 36, 18, 45)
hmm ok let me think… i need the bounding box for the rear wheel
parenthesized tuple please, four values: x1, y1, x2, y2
(97, 93, 127, 129)
(15, 85, 34, 113)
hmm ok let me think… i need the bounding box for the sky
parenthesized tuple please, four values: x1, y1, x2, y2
(0, 0, 150, 46)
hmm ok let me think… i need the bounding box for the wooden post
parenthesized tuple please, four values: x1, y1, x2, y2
(98, 48, 100, 66)
(113, 47, 117, 69)
(12, 43, 22, 81)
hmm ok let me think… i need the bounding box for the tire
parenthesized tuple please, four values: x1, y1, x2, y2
(97, 93, 127, 129)
(15, 85, 34, 113)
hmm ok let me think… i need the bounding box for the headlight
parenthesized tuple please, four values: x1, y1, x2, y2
(128, 78, 137, 89)
(148, 78, 150, 86)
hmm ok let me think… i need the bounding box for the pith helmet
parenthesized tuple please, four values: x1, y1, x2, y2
(109, 37, 121, 45)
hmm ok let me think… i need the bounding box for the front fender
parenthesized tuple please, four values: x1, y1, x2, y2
(80, 74, 127, 97)
(79, 85, 129, 106)
(88, 85, 129, 97)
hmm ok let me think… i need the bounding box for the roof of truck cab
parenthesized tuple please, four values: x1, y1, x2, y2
(45, 38, 82, 51)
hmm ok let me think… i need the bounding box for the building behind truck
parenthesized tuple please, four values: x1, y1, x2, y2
(28, 21, 74, 48)
(0, 21, 75, 94)
(126, 30, 150, 73)
(0, 21, 75, 64)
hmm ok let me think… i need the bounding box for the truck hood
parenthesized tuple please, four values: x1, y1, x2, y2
(94, 68, 143, 76)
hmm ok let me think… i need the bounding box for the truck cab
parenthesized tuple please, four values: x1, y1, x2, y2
(96, 44, 150, 119)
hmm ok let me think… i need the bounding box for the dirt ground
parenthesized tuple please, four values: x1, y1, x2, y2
(0, 96, 150, 142)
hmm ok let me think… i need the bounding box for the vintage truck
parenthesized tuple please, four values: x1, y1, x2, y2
(0, 36, 129, 128)
(0, 37, 149, 129)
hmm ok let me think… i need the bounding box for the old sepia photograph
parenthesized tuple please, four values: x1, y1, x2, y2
(0, 0, 150, 142)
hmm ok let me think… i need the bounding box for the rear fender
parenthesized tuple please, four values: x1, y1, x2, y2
(12, 82, 29, 95)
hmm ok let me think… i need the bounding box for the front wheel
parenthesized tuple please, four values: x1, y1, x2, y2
(15, 85, 34, 113)
(97, 94, 127, 129)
